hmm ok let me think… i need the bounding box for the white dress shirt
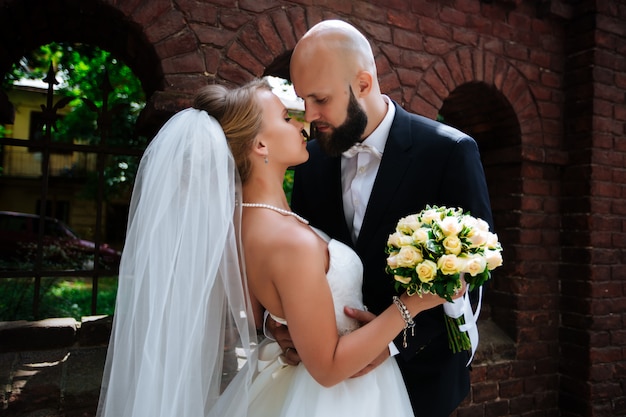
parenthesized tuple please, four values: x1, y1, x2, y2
(341, 97, 400, 356)
(342, 96, 396, 243)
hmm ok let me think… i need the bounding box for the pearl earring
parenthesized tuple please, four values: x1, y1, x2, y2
(264, 156, 268, 164)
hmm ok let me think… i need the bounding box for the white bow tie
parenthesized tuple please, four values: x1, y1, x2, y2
(342, 143, 383, 159)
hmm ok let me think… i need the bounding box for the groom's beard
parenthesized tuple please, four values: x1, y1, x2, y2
(313, 90, 368, 157)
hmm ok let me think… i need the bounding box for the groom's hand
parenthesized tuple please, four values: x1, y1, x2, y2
(344, 306, 390, 377)
(268, 316, 301, 366)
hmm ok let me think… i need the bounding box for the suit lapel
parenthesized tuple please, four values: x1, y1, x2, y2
(356, 104, 413, 250)
(313, 153, 353, 246)
(329, 158, 353, 246)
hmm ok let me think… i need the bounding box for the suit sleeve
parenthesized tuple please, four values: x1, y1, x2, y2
(394, 135, 493, 362)
(440, 136, 493, 229)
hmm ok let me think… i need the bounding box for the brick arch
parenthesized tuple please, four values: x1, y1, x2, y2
(0, 0, 166, 133)
(217, 6, 309, 85)
(413, 47, 541, 147)
(221, 10, 402, 102)
(439, 81, 523, 337)
(0, 0, 163, 97)
(413, 47, 545, 340)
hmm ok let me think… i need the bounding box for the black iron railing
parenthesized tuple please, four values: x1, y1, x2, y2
(0, 64, 143, 320)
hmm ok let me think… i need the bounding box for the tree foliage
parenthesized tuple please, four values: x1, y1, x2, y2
(4, 42, 147, 199)
(5, 45, 299, 201)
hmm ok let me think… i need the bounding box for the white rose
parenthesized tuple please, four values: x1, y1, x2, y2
(468, 231, 488, 248)
(388, 232, 416, 248)
(387, 254, 399, 269)
(485, 249, 503, 270)
(437, 254, 462, 275)
(387, 232, 404, 248)
(397, 215, 421, 234)
(443, 235, 462, 255)
(411, 227, 430, 245)
(394, 275, 412, 285)
(486, 232, 500, 249)
(416, 260, 438, 283)
(396, 245, 423, 268)
(420, 209, 440, 225)
(462, 215, 478, 230)
(463, 254, 487, 276)
(476, 218, 490, 232)
(438, 216, 463, 237)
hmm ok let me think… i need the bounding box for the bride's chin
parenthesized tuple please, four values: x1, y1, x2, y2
(297, 154, 310, 165)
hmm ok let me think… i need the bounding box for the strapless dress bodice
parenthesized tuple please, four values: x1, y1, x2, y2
(270, 228, 364, 335)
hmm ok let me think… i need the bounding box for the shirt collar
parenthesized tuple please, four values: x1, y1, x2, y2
(360, 95, 395, 155)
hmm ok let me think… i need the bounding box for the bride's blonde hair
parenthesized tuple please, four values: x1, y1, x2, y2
(193, 78, 271, 182)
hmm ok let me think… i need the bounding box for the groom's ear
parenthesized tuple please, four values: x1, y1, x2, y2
(355, 70, 373, 97)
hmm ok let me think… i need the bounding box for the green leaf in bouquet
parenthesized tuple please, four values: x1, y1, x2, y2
(467, 269, 490, 291)
(431, 224, 445, 241)
(424, 240, 443, 257)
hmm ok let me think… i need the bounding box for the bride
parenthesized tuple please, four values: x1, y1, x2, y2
(97, 78, 461, 417)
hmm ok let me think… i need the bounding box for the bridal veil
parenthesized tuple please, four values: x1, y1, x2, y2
(97, 108, 257, 417)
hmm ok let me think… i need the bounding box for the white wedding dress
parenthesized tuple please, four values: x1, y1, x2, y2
(244, 228, 414, 417)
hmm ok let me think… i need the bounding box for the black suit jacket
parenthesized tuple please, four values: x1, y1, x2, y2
(291, 102, 493, 417)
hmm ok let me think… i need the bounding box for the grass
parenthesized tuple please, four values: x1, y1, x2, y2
(0, 277, 118, 322)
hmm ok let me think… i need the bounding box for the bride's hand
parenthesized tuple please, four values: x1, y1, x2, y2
(403, 273, 468, 312)
(452, 273, 467, 300)
(401, 291, 445, 313)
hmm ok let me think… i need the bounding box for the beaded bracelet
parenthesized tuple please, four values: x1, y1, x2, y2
(392, 296, 415, 348)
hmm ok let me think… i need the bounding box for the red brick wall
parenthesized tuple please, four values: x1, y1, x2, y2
(0, 0, 624, 416)
(560, 1, 626, 416)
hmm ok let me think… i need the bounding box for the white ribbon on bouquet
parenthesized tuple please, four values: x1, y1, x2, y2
(443, 286, 483, 366)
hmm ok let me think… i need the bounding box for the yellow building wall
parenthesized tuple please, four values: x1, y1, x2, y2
(1, 85, 107, 244)
(3, 86, 79, 177)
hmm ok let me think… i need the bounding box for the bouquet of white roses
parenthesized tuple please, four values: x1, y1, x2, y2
(385, 205, 503, 354)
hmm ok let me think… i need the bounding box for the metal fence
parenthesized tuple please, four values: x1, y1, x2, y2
(0, 65, 144, 320)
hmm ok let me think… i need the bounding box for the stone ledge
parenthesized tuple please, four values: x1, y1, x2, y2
(0, 316, 515, 362)
(474, 319, 516, 364)
(78, 315, 112, 346)
(0, 316, 112, 353)
(0, 318, 77, 352)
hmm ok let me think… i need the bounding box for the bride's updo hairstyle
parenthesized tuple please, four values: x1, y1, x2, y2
(193, 78, 272, 182)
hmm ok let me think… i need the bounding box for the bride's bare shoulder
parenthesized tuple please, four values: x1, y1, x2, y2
(242, 212, 319, 250)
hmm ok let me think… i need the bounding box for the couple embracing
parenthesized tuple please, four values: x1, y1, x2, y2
(97, 20, 493, 417)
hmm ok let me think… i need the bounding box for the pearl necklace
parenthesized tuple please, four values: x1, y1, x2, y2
(241, 203, 309, 225)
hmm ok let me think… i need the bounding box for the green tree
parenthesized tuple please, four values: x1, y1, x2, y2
(6, 48, 301, 201)
(4, 42, 147, 199)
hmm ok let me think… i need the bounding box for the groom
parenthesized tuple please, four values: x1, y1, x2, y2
(287, 20, 493, 417)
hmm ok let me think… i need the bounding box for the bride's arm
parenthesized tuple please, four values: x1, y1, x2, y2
(264, 227, 446, 388)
